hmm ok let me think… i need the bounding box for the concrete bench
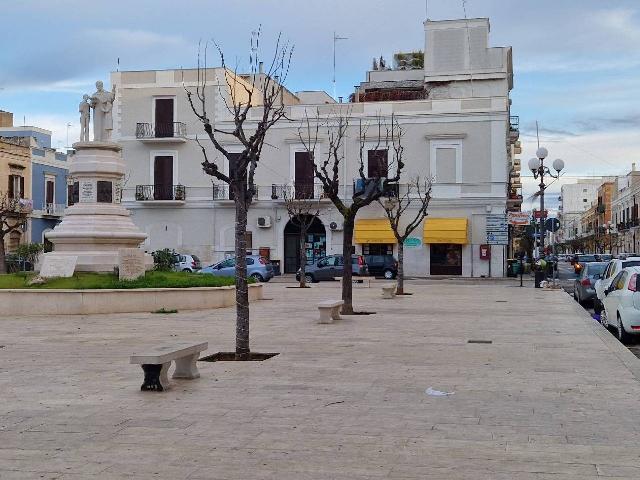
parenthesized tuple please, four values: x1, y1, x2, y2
(381, 285, 397, 299)
(130, 341, 208, 392)
(335, 276, 374, 287)
(317, 300, 344, 324)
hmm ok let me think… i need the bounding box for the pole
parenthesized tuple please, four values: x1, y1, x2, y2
(332, 31, 336, 100)
(539, 168, 546, 262)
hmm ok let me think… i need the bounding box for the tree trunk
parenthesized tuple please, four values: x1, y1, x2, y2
(233, 186, 250, 360)
(0, 237, 6, 275)
(299, 230, 306, 288)
(396, 241, 404, 295)
(341, 213, 355, 315)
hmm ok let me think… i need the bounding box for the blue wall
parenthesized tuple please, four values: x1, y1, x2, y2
(0, 128, 51, 148)
(31, 218, 60, 243)
(31, 163, 69, 209)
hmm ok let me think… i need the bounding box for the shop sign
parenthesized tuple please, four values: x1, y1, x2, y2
(404, 237, 422, 248)
(508, 212, 530, 225)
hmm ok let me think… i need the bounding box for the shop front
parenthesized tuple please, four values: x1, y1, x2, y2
(354, 219, 396, 257)
(424, 218, 468, 276)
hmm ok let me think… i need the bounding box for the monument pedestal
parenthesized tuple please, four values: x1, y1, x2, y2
(44, 142, 152, 273)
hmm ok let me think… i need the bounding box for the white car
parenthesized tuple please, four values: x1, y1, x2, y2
(594, 257, 640, 313)
(600, 266, 640, 343)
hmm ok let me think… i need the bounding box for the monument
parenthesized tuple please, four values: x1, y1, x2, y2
(43, 81, 152, 273)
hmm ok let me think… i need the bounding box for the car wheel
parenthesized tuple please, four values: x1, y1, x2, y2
(617, 314, 632, 344)
(182, 268, 192, 273)
(250, 273, 264, 282)
(383, 269, 394, 280)
(601, 309, 609, 328)
(304, 273, 314, 284)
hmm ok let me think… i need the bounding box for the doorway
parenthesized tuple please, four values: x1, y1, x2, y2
(155, 98, 174, 137)
(153, 156, 173, 200)
(430, 244, 462, 276)
(284, 216, 326, 273)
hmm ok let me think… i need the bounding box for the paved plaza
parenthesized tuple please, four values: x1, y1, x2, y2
(2, 281, 640, 479)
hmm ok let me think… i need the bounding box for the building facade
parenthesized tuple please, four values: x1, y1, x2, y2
(112, 18, 516, 277)
(0, 113, 69, 246)
(558, 179, 603, 250)
(611, 165, 640, 254)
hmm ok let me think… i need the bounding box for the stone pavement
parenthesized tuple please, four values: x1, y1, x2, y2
(2, 280, 640, 479)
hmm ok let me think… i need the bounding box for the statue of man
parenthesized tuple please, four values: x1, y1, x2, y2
(79, 94, 90, 142)
(89, 80, 115, 142)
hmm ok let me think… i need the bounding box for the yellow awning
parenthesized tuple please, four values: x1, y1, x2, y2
(354, 219, 396, 244)
(423, 218, 468, 244)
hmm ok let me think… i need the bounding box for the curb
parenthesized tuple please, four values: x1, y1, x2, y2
(563, 291, 640, 382)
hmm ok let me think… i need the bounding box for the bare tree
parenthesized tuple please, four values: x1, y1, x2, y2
(300, 110, 404, 314)
(185, 30, 293, 360)
(378, 178, 432, 295)
(283, 187, 321, 288)
(0, 192, 29, 274)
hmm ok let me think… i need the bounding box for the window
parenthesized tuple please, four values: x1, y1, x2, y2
(245, 231, 253, 251)
(583, 188, 588, 193)
(324, 256, 337, 267)
(294, 151, 314, 199)
(45, 178, 55, 206)
(583, 199, 587, 203)
(246, 258, 255, 265)
(153, 155, 173, 200)
(154, 98, 175, 138)
(430, 140, 462, 184)
(68, 182, 79, 206)
(220, 258, 235, 268)
(367, 149, 388, 178)
(615, 272, 628, 290)
(7, 175, 24, 199)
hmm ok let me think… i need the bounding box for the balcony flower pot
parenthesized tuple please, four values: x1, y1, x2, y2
(175, 185, 186, 201)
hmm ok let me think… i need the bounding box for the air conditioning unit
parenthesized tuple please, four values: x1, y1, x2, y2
(329, 221, 343, 231)
(257, 216, 272, 228)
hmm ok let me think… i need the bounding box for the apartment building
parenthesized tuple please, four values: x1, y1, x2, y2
(611, 164, 640, 253)
(558, 179, 603, 247)
(112, 17, 516, 277)
(0, 112, 69, 246)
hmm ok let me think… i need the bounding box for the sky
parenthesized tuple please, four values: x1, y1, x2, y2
(1, 0, 639, 212)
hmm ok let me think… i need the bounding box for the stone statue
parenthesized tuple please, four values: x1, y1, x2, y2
(89, 81, 115, 142)
(79, 94, 90, 142)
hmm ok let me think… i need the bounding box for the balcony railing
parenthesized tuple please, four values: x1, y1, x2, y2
(135, 185, 186, 201)
(269, 184, 327, 200)
(42, 203, 66, 216)
(136, 122, 187, 139)
(212, 184, 259, 201)
(509, 116, 519, 131)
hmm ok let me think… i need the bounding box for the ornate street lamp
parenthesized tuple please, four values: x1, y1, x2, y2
(528, 147, 564, 260)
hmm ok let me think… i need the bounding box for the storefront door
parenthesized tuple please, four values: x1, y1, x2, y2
(430, 244, 463, 276)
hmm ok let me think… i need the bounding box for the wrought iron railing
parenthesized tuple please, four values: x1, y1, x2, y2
(42, 203, 66, 216)
(509, 115, 519, 131)
(136, 122, 187, 139)
(268, 184, 327, 200)
(135, 185, 186, 201)
(212, 184, 259, 201)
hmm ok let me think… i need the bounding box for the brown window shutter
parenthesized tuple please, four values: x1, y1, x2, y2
(19, 176, 24, 198)
(8, 175, 14, 199)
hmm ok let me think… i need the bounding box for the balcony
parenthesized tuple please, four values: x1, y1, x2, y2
(269, 184, 327, 200)
(135, 185, 186, 204)
(135, 122, 187, 143)
(40, 203, 66, 216)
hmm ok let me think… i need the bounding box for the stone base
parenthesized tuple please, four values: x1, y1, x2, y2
(41, 250, 152, 273)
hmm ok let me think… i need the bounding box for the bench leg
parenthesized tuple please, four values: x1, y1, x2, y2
(331, 306, 341, 321)
(173, 353, 200, 379)
(318, 308, 333, 324)
(140, 362, 170, 392)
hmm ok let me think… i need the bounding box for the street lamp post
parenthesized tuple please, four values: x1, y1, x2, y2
(528, 148, 564, 263)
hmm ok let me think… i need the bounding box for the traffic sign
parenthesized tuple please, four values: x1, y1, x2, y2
(545, 218, 560, 232)
(533, 210, 548, 219)
(508, 212, 530, 225)
(486, 214, 508, 245)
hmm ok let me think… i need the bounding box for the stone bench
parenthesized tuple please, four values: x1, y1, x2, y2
(130, 341, 208, 392)
(335, 276, 374, 288)
(381, 285, 397, 299)
(317, 300, 344, 324)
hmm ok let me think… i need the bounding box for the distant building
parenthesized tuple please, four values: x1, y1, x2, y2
(558, 179, 603, 249)
(611, 164, 640, 253)
(0, 111, 69, 247)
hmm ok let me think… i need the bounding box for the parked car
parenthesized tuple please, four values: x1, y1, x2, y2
(616, 253, 640, 259)
(296, 254, 368, 283)
(173, 253, 201, 272)
(593, 256, 640, 313)
(600, 266, 640, 343)
(573, 262, 607, 305)
(364, 254, 398, 279)
(598, 254, 613, 262)
(199, 255, 274, 282)
(573, 254, 598, 275)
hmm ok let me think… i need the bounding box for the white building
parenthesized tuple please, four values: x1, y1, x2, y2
(611, 165, 640, 253)
(111, 17, 516, 277)
(559, 179, 603, 243)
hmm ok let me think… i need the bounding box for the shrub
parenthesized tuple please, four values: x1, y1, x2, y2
(152, 248, 176, 271)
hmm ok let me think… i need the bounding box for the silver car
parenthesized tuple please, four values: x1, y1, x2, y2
(296, 254, 369, 283)
(199, 255, 274, 282)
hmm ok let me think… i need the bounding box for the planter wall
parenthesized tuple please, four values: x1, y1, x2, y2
(0, 283, 263, 316)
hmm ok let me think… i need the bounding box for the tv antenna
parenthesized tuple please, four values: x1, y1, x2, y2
(333, 32, 348, 100)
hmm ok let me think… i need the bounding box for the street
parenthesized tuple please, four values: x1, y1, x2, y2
(557, 259, 640, 359)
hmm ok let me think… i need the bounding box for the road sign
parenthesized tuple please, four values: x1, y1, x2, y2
(533, 210, 548, 219)
(545, 218, 560, 232)
(486, 214, 508, 245)
(508, 212, 530, 225)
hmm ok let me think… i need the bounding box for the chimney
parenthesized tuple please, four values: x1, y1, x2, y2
(259, 62, 264, 74)
(633, 163, 636, 172)
(0, 110, 13, 128)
